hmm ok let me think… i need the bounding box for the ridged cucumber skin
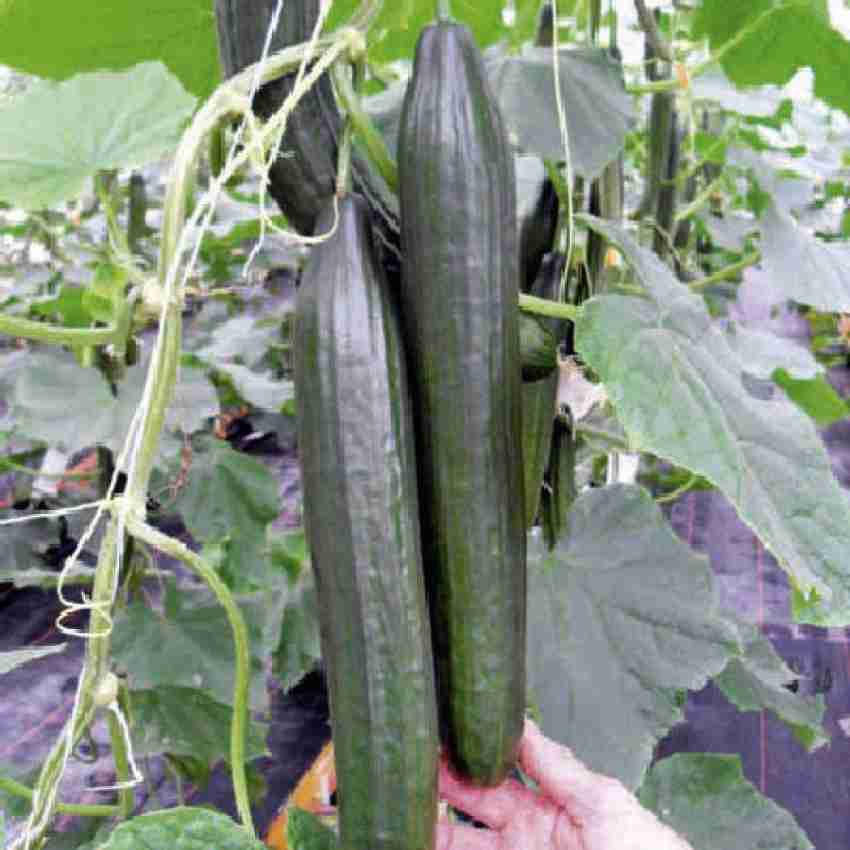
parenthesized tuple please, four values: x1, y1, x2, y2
(294, 195, 438, 850)
(521, 253, 565, 528)
(214, 0, 401, 273)
(398, 20, 526, 787)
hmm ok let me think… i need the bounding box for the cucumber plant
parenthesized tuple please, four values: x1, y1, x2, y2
(1, 3, 849, 850)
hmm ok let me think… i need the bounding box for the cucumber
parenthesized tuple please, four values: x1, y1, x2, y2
(294, 195, 438, 850)
(521, 253, 565, 528)
(214, 0, 401, 276)
(541, 410, 578, 550)
(520, 313, 558, 382)
(653, 107, 680, 261)
(516, 154, 559, 292)
(398, 19, 526, 786)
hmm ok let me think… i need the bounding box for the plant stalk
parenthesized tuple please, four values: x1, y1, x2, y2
(332, 63, 398, 192)
(123, 514, 254, 835)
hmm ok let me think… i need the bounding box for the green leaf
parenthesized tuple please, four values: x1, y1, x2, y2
(760, 201, 850, 312)
(0, 643, 66, 675)
(30, 286, 91, 327)
(527, 485, 738, 790)
(111, 584, 271, 711)
(269, 531, 322, 691)
(715, 619, 828, 751)
(486, 46, 632, 177)
(11, 350, 216, 453)
(0, 63, 195, 210)
(0, 0, 219, 100)
(96, 807, 267, 850)
(364, 47, 633, 180)
(193, 314, 282, 370)
(82, 262, 128, 325)
(773, 370, 849, 427)
(173, 436, 281, 559)
(326, 1, 541, 64)
(287, 808, 337, 850)
(575, 215, 850, 625)
(725, 327, 821, 380)
(221, 364, 294, 411)
(693, 0, 850, 118)
(128, 686, 268, 764)
(0, 509, 62, 574)
(638, 754, 814, 850)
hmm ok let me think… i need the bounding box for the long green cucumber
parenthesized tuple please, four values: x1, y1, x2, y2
(398, 19, 526, 786)
(516, 154, 559, 292)
(294, 195, 438, 850)
(541, 410, 578, 550)
(521, 253, 565, 528)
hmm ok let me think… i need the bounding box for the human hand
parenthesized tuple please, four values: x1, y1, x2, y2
(436, 719, 693, 850)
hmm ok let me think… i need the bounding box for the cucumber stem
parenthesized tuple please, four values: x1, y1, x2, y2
(0, 777, 120, 818)
(337, 118, 354, 196)
(519, 294, 579, 321)
(689, 251, 761, 291)
(437, 0, 452, 21)
(333, 62, 398, 192)
(0, 314, 119, 347)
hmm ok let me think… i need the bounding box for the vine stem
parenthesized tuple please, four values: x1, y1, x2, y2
(0, 314, 118, 347)
(689, 251, 761, 290)
(627, 1, 792, 95)
(332, 62, 398, 192)
(123, 514, 254, 834)
(520, 294, 579, 321)
(0, 777, 120, 818)
(15, 28, 363, 849)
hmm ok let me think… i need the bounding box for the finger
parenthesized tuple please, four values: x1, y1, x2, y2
(436, 815, 499, 850)
(518, 718, 612, 807)
(439, 758, 538, 830)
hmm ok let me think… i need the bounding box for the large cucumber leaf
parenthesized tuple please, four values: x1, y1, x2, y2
(692, 0, 850, 118)
(638, 754, 814, 850)
(111, 582, 273, 711)
(326, 0, 541, 63)
(575, 215, 850, 625)
(0, 63, 195, 210)
(97, 807, 267, 850)
(365, 46, 632, 179)
(526, 484, 738, 790)
(127, 686, 268, 764)
(11, 350, 216, 454)
(0, 0, 218, 100)
(760, 201, 850, 313)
